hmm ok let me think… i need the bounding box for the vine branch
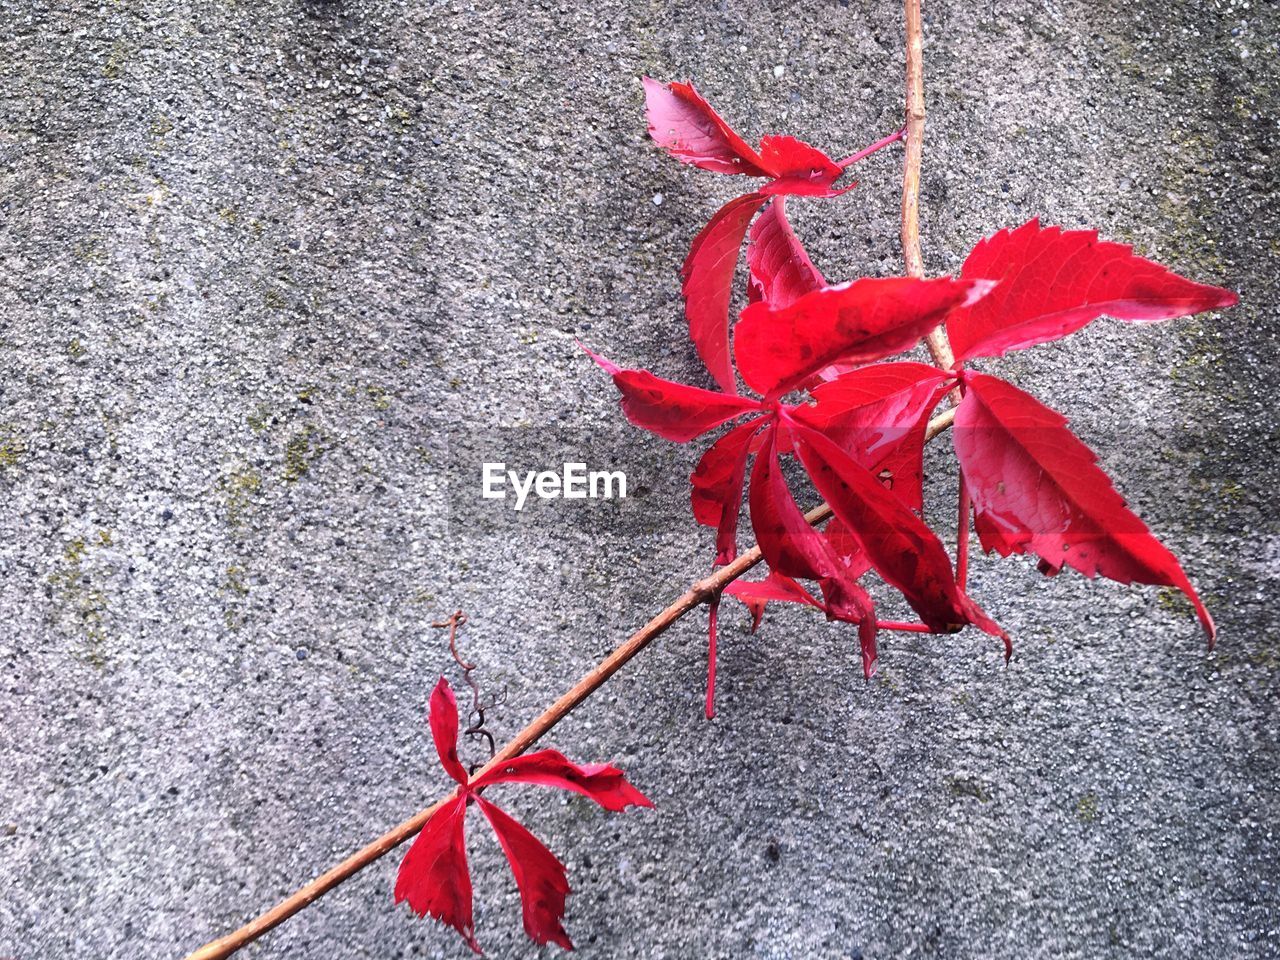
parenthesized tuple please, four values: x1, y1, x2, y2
(183, 412, 956, 960)
(185, 9, 952, 955)
(902, 0, 958, 374)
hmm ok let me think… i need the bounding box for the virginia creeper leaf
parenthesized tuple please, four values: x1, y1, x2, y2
(724, 572, 824, 632)
(948, 219, 1240, 363)
(473, 750, 654, 813)
(952, 372, 1215, 642)
(476, 797, 573, 952)
(399, 679, 650, 953)
(641, 77, 771, 177)
(789, 421, 1007, 645)
(429, 676, 470, 786)
(691, 418, 765, 564)
(817, 573, 879, 679)
(584, 345, 760, 442)
(395, 795, 478, 953)
(682, 192, 769, 392)
(748, 428, 838, 581)
(747, 197, 826, 309)
(735, 277, 991, 397)
(791, 362, 951, 510)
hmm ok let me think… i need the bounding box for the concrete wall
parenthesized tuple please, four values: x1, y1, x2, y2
(2, 0, 1277, 957)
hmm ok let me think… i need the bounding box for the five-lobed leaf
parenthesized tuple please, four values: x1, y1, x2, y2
(396, 678, 651, 954)
(952, 372, 1216, 642)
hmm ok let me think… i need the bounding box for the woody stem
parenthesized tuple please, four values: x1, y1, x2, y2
(901, 0, 960, 380)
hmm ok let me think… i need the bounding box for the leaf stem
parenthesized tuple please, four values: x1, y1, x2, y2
(876, 620, 936, 634)
(836, 125, 907, 169)
(705, 597, 720, 719)
(956, 473, 971, 590)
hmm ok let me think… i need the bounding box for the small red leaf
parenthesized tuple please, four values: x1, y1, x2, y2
(641, 78, 771, 177)
(789, 421, 1006, 644)
(748, 428, 838, 581)
(756, 135, 844, 190)
(724, 572, 823, 632)
(472, 750, 654, 812)
(429, 676, 470, 786)
(584, 346, 760, 442)
(691, 418, 765, 564)
(476, 797, 573, 952)
(395, 794, 479, 954)
(953, 372, 1215, 642)
(682, 192, 769, 392)
(747, 197, 826, 310)
(948, 220, 1239, 363)
(735, 277, 990, 397)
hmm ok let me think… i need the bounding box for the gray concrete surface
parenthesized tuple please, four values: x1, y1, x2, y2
(2, 0, 1277, 957)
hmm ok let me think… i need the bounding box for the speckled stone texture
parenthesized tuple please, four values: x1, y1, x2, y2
(1, 0, 1277, 957)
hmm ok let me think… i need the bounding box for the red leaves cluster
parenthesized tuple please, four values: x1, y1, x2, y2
(396, 679, 651, 953)
(402, 77, 1238, 957)
(592, 78, 1237, 714)
(643, 78, 853, 393)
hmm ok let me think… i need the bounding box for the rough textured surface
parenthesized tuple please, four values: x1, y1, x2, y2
(1, 0, 1277, 957)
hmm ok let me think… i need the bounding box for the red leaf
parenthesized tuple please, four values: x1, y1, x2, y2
(475, 797, 573, 952)
(691, 418, 765, 564)
(791, 362, 951, 510)
(748, 427, 838, 581)
(584, 346, 760, 442)
(948, 220, 1239, 363)
(953, 372, 1215, 642)
(395, 794, 479, 954)
(724, 572, 823, 632)
(641, 77, 771, 177)
(816, 573, 879, 679)
(789, 421, 1006, 644)
(472, 749, 654, 812)
(747, 197, 826, 310)
(757, 135, 844, 191)
(682, 192, 768, 392)
(823, 516, 870, 576)
(735, 277, 991, 397)
(429, 676, 470, 786)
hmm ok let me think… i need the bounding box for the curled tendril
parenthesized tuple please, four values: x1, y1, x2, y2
(432, 610, 505, 773)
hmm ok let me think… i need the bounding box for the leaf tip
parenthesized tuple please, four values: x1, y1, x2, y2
(963, 278, 999, 307)
(577, 341, 622, 376)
